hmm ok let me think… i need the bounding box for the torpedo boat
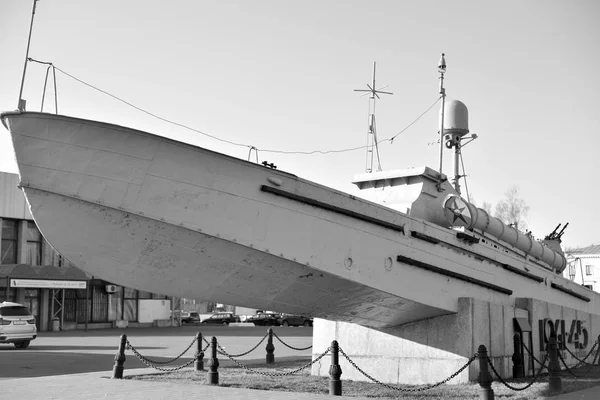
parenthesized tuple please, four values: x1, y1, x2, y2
(1, 100, 593, 329)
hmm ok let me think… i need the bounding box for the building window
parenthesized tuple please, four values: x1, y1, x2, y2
(586, 265, 594, 276)
(123, 287, 138, 322)
(568, 264, 576, 278)
(583, 284, 593, 290)
(1, 219, 18, 264)
(25, 221, 42, 266)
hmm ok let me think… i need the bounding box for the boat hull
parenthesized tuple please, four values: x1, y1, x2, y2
(2, 112, 597, 327)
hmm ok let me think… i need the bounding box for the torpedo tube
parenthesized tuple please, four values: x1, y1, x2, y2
(442, 194, 567, 273)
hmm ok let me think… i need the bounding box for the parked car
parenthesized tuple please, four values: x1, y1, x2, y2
(247, 312, 281, 326)
(277, 314, 313, 327)
(201, 312, 240, 325)
(0, 301, 37, 349)
(180, 311, 201, 324)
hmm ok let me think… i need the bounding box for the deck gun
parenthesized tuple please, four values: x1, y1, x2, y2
(544, 222, 569, 241)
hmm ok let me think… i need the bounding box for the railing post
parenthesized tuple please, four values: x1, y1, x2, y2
(512, 334, 524, 378)
(477, 345, 494, 400)
(207, 336, 219, 385)
(266, 327, 275, 364)
(595, 334, 600, 365)
(329, 340, 342, 396)
(112, 334, 127, 379)
(548, 333, 562, 392)
(194, 332, 204, 372)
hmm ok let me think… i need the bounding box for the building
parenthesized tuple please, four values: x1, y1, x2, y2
(563, 244, 600, 291)
(1, 172, 172, 331)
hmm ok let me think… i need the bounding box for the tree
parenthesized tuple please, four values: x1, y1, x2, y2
(494, 186, 529, 231)
(469, 193, 493, 216)
(481, 201, 493, 216)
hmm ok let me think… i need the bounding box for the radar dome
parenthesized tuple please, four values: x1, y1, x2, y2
(442, 99, 469, 136)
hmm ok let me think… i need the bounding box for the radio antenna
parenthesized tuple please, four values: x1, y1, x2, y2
(354, 62, 393, 173)
(17, 0, 40, 111)
(437, 53, 447, 175)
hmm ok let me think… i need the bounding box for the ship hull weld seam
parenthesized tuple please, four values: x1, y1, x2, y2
(500, 263, 544, 283)
(396, 254, 513, 295)
(260, 185, 405, 234)
(550, 283, 591, 302)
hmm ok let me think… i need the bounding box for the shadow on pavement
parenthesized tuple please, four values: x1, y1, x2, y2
(0, 345, 164, 351)
(0, 351, 192, 378)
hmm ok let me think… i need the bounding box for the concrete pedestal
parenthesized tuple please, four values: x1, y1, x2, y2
(311, 297, 600, 384)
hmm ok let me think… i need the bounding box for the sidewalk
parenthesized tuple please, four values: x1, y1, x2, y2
(3, 368, 374, 400)
(4, 368, 600, 400)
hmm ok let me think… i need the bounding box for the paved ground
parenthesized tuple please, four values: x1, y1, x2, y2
(4, 367, 600, 400)
(3, 326, 600, 399)
(0, 324, 311, 378)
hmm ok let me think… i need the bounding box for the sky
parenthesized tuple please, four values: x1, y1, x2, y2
(0, 0, 598, 250)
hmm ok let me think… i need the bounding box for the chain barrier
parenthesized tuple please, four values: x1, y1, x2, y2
(558, 350, 588, 378)
(216, 340, 330, 377)
(126, 340, 196, 372)
(338, 345, 476, 392)
(562, 340, 600, 367)
(125, 336, 197, 365)
(203, 333, 269, 358)
(522, 342, 547, 368)
(272, 331, 312, 351)
(488, 353, 548, 391)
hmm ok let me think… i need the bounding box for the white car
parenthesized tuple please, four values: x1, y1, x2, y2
(0, 301, 37, 349)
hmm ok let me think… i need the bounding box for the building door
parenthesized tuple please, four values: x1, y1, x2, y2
(64, 289, 88, 323)
(24, 289, 40, 323)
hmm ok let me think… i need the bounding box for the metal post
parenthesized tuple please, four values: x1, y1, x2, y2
(548, 333, 562, 392)
(266, 327, 275, 364)
(329, 340, 342, 396)
(85, 281, 89, 332)
(477, 345, 494, 400)
(112, 334, 127, 379)
(512, 334, 524, 378)
(194, 332, 204, 372)
(17, 0, 39, 110)
(438, 53, 447, 175)
(60, 288, 64, 330)
(52, 66, 58, 114)
(595, 335, 600, 365)
(453, 138, 462, 195)
(207, 336, 219, 385)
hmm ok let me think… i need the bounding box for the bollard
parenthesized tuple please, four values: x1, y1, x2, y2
(207, 336, 219, 385)
(329, 340, 342, 396)
(266, 327, 275, 364)
(194, 332, 204, 372)
(548, 333, 562, 392)
(112, 334, 127, 379)
(595, 335, 600, 365)
(512, 334, 524, 378)
(595, 334, 600, 365)
(477, 345, 494, 400)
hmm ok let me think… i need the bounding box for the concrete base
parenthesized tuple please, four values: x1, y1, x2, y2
(152, 319, 176, 327)
(114, 320, 129, 328)
(312, 297, 600, 384)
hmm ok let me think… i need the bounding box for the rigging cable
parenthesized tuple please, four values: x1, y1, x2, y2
(51, 63, 254, 150)
(260, 96, 442, 154)
(459, 151, 471, 203)
(28, 58, 58, 114)
(37, 60, 440, 156)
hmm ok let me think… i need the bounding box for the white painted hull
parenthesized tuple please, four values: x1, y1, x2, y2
(2, 112, 598, 327)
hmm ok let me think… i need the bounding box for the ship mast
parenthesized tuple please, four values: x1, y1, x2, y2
(17, 0, 40, 111)
(437, 53, 447, 175)
(354, 62, 393, 173)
